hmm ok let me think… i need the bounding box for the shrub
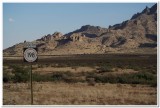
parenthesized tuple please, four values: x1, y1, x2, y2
(12, 65, 30, 83)
(33, 73, 52, 82)
(94, 74, 117, 83)
(52, 71, 74, 82)
(150, 81, 157, 87)
(97, 66, 113, 73)
(64, 77, 86, 83)
(52, 72, 63, 81)
(86, 71, 156, 86)
(3, 73, 11, 83)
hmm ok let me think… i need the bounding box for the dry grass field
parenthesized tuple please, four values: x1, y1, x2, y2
(3, 54, 157, 105)
(3, 82, 157, 105)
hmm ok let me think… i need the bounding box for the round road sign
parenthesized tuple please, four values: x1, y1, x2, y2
(24, 48, 38, 62)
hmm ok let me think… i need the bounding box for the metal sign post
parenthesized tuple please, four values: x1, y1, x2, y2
(23, 42, 38, 105)
(30, 63, 33, 105)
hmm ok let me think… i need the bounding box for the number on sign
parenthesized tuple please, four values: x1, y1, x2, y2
(23, 48, 38, 62)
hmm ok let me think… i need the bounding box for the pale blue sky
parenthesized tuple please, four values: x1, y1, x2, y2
(3, 3, 155, 49)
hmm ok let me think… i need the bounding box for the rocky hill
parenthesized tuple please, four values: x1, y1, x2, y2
(3, 4, 157, 55)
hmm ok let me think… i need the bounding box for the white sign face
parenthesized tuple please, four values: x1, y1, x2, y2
(24, 48, 38, 62)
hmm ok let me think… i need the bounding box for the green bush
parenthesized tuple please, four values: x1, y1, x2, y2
(52, 72, 63, 81)
(12, 65, 30, 83)
(64, 77, 85, 83)
(150, 81, 157, 87)
(52, 71, 74, 82)
(87, 71, 156, 86)
(97, 66, 113, 73)
(3, 72, 12, 83)
(33, 73, 52, 82)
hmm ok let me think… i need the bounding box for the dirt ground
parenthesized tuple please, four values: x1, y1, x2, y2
(3, 82, 157, 105)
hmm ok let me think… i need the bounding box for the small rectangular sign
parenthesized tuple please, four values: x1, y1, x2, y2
(24, 42, 37, 48)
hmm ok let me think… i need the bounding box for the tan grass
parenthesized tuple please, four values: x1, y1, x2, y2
(3, 82, 157, 105)
(108, 68, 138, 75)
(33, 65, 138, 75)
(33, 66, 97, 74)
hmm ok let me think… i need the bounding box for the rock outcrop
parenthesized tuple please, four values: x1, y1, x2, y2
(70, 33, 86, 42)
(37, 32, 63, 42)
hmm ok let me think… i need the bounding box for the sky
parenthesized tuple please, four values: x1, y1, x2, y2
(3, 3, 155, 49)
